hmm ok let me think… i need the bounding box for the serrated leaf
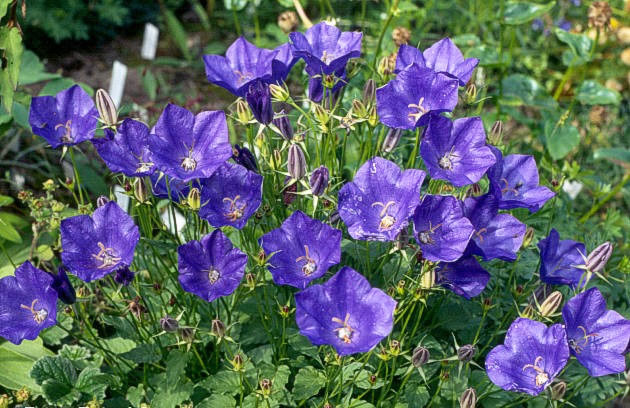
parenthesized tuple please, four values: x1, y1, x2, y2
(292, 367, 326, 401)
(0, 338, 53, 392)
(151, 381, 194, 408)
(576, 80, 621, 105)
(76, 367, 110, 398)
(59, 344, 91, 361)
(503, 1, 555, 25)
(120, 342, 162, 364)
(166, 350, 189, 390)
(208, 370, 241, 395)
(126, 384, 145, 408)
(41, 380, 79, 405)
(30, 356, 77, 386)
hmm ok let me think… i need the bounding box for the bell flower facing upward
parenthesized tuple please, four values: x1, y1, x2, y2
(61, 201, 140, 282)
(0, 262, 58, 344)
(93, 118, 155, 177)
(420, 115, 496, 187)
(538, 229, 587, 287)
(485, 318, 569, 396)
(295, 266, 396, 356)
(376, 64, 459, 130)
(178, 230, 248, 303)
(487, 147, 555, 213)
(463, 193, 526, 262)
(29, 84, 98, 148)
(338, 157, 425, 241)
(412, 194, 473, 262)
(395, 38, 479, 86)
(562, 287, 630, 377)
(199, 162, 263, 230)
(260, 210, 342, 289)
(150, 104, 232, 183)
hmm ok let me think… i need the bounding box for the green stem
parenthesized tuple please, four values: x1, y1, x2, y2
(579, 172, 630, 223)
(372, 0, 399, 70)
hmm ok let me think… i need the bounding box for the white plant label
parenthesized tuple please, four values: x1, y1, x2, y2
(108, 60, 128, 108)
(141, 23, 159, 60)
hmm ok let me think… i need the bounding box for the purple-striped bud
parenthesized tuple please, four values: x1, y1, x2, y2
(246, 81, 273, 125)
(363, 79, 376, 106)
(382, 128, 402, 153)
(96, 195, 110, 208)
(586, 242, 613, 274)
(273, 110, 294, 140)
(309, 165, 329, 196)
(114, 266, 135, 286)
(412, 346, 430, 367)
(459, 388, 477, 408)
(287, 144, 306, 179)
(457, 344, 476, 363)
(160, 315, 179, 332)
(95, 88, 118, 127)
(232, 144, 258, 173)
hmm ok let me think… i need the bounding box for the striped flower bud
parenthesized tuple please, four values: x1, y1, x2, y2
(160, 315, 179, 332)
(95, 88, 118, 127)
(586, 242, 613, 274)
(363, 78, 376, 105)
(287, 144, 306, 179)
(551, 381, 566, 401)
(309, 165, 329, 196)
(457, 344, 476, 363)
(269, 83, 290, 102)
(489, 120, 503, 145)
(382, 128, 402, 153)
(96, 195, 110, 208)
(522, 227, 535, 249)
(412, 346, 430, 367)
(187, 187, 201, 211)
(539, 291, 563, 317)
(133, 178, 148, 203)
(273, 111, 294, 140)
(459, 388, 477, 408)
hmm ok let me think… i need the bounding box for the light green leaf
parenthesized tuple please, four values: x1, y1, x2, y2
(576, 80, 621, 105)
(0, 0, 10, 19)
(292, 367, 326, 401)
(163, 9, 192, 60)
(0, 26, 24, 111)
(0, 195, 13, 206)
(593, 148, 630, 165)
(503, 1, 555, 25)
(18, 50, 61, 85)
(555, 28, 592, 66)
(140, 68, 157, 101)
(545, 122, 580, 160)
(0, 217, 21, 243)
(0, 338, 53, 392)
(208, 370, 241, 395)
(75, 366, 110, 399)
(198, 394, 237, 408)
(120, 343, 162, 364)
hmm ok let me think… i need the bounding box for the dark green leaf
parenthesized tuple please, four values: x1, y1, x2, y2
(18, 50, 61, 85)
(503, 1, 555, 25)
(75, 367, 111, 399)
(198, 394, 237, 408)
(501, 74, 557, 111)
(292, 367, 326, 401)
(207, 370, 241, 395)
(166, 350, 189, 389)
(30, 356, 77, 386)
(576, 81, 621, 105)
(120, 343, 162, 364)
(41, 380, 79, 405)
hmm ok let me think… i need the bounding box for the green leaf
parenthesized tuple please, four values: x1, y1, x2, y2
(208, 370, 241, 395)
(0, 217, 21, 243)
(404, 382, 430, 408)
(18, 50, 61, 85)
(0, 195, 13, 206)
(140, 68, 157, 101)
(466, 45, 509, 67)
(152, 382, 193, 408)
(31, 356, 77, 386)
(593, 148, 630, 164)
(554, 28, 592, 65)
(0, 26, 24, 112)
(41, 380, 79, 405)
(59, 344, 91, 362)
(198, 394, 237, 408)
(292, 367, 326, 401)
(501, 74, 557, 111)
(166, 350, 189, 389)
(0, 338, 53, 392)
(126, 384, 145, 408)
(75, 367, 110, 399)
(545, 121, 580, 160)
(0, 0, 10, 19)
(576, 80, 621, 105)
(39, 78, 94, 97)
(503, 1, 555, 25)
(120, 343, 162, 364)
(163, 9, 192, 60)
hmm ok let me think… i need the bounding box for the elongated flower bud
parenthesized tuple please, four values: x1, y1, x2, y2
(586, 242, 613, 273)
(539, 291, 563, 317)
(420, 268, 435, 290)
(522, 227, 535, 249)
(551, 381, 566, 400)
(211, 319, 226, 338)
(288, 144, 306, 179)
(236, 99, 253, 124)
(133, 178, 148, 203)
(96, 195, 110, 208)
(412, 346, 430, 367)
(187, 188, 201, 211)
(232, 144, 258, 173)
(273, 111, 294, 140)
(246, 81, 273, 125)
(489, 120, 503, 145)
(309, 165, 329, 196)
(269, 83, 290, 102)
(459, 388, 477, 408)
(96, 89, 118, 127)
(363, 79, 376, 106)
(160, 315, 179, 332)
(382, 128, 402, 153)
(457, 344, 476, 363)
(49, 266, 76, 305)
(352, 99, 368, 118)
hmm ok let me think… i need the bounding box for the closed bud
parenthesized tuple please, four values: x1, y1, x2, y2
(465, 83, 477, 104)
(412, 346, 430, 367)
(420, 268, 435, 290)
(232, 354, 244, 371)
(551, 381, 566, 400)
(279, 304, 291, 318)
(273, 111, 294, 140)
(114, 266, 135, 286)
(187, 187, 201, 211)
(367, 105, 379, 127)
(211, 319, 226, 338)
(389, 339, 401, 355)
(522, 227, 535, 249)
(457, 344, 476, 363)
(459, 387, 477, 408)
(269, 83, 290, 102)
(95, 88, 118, 127)
(369, 374, 377, 384)
(96, 195, 110, 207)
(539, 291, 563, 317)
(160, 315, 179, 332)
(489, 120, 503, 145)
(277, 10, 299, 33)
(309, 165, 329, 196)
(586, 242, 613, 274)
(312, 104, 330, 124)
(352, 99, 368, 118)
(260, 379, 273, 396)
(382, 128, 402, 153)
(180, 327, 195, 343)
(362, 79, 376, 105)
(246, 272, 256, 288)
(49, 266, 76, 305)
(377, 54, 396, 76)
(521, 304, 535, 319)
(288, 144, 306, 179)
(246, 81, 273, 125)
(133, 178, 148, 203)
(236, 98, 253, 124)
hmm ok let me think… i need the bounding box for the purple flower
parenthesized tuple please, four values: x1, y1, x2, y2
(93, 118, 155, 177)
(396, 38, 479, 86)
(437, 256, 490, 299)
(376, 64, 459, 129)
(538, 229, 587, 287)
(562, 287, 630, 376)
(245, 81, 274, 125)
(289, 22, 362, 76)
(49, 266, 76, 305)
(420, 115, 496, 187)
(295, 266, 396, 356)
(61, 201, 140, 282)
(310, 165, 329, 196)
(531, 19, 545, 31)
(114, 266, 135, 286)
(178, 230, 247, 302)
(259, 210, 342, 289)
(487, 147, 555, 213)
(463, 193, 526, 261)
(198, 162, 263, 229)
(307, 70, 347, 103)
(412, 195, 473, 262)
(232, 144, 259, 173)
(150, 173, 194, 202)
(556, 19, 572, 31)
(150, 104, 232, 182)
(203, 37, 297, 97)
(28, 84, 98, 148)
(338, 157, 425, 241)
(0, 262, 58, 344)
(485, 318, 569, 396)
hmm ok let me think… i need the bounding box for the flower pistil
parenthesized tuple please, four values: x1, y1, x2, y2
(522, 356, 550, 387)
(92, 242, 121, 269)
(20, 299, 48, 324)
(372, 201, 397, 230)
(332, 313, 354, 343)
